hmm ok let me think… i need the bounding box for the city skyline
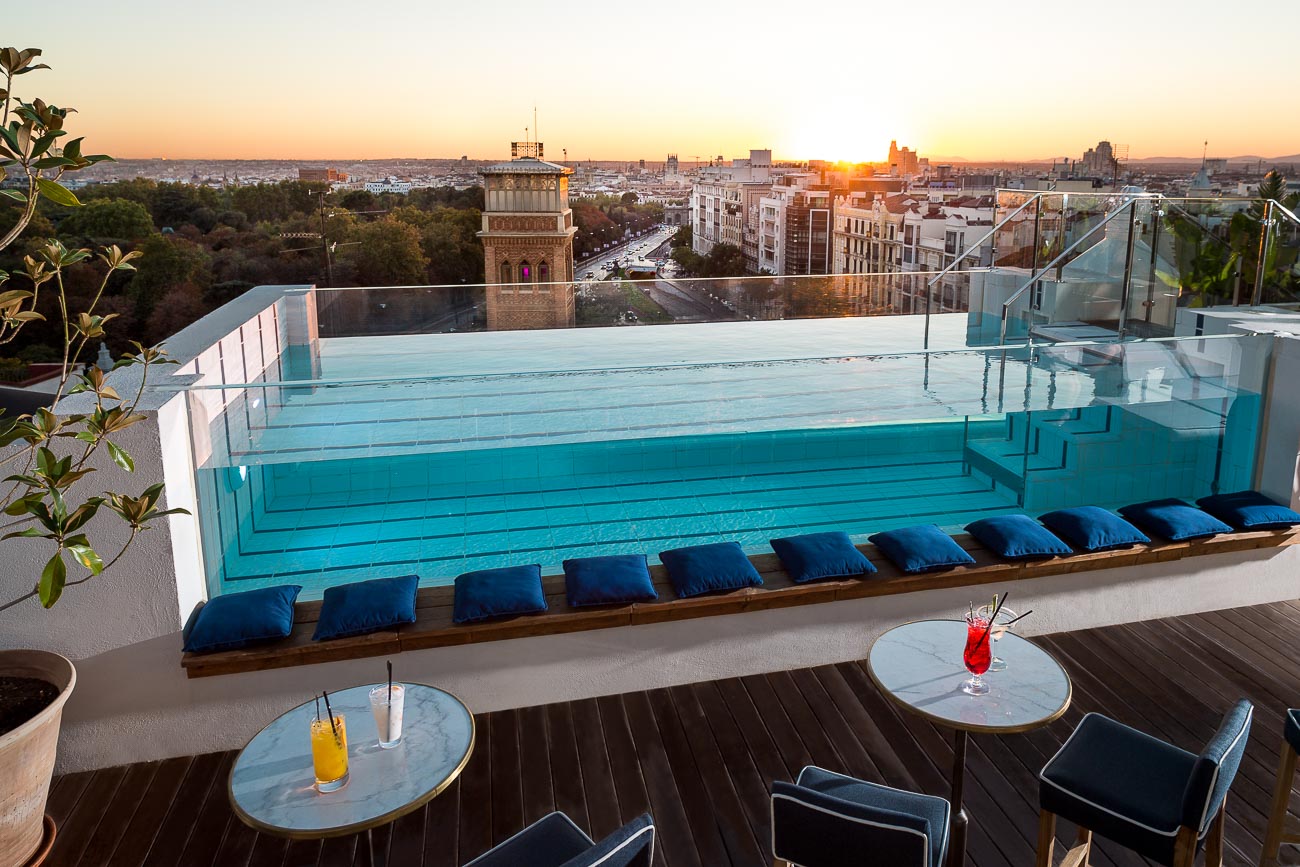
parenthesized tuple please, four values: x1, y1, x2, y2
(10, 0, 1300, 163)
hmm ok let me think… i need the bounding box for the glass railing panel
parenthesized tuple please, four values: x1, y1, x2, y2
(1259, 205, 1300, 306)
(181, 330, 1271, 599)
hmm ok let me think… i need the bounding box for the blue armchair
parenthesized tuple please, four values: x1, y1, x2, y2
(463, 812, 654, 867)
(1036, 700, 1253, 867)
(771, 766, 950, 867)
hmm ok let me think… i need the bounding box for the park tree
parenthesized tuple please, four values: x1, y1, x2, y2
(57, 198, 155, 242)
(127, 234, 212, 330)
(344, 220, 429, 286)
(703, 243, 746, 278)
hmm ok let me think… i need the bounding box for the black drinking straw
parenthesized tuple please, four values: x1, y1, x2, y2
(974, 592, 1009, 651)
(322, 690, 338, 737)
(386, 660, 394, 744)
(387, 661, 393, 702)
(315, 695, 321, 723)
(1004, 609, 1033, 627)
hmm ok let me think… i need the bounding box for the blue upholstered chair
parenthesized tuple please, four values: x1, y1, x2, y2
(1036, 700, 1253, 867)
(771, 766, 950, 867)
(463, 812, 653, 867)
(1260, 709, 1300, 866)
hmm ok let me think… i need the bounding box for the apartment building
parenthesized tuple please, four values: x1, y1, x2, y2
(833, 192, 994, 313)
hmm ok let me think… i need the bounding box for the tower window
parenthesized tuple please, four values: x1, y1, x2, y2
(500, 260, 513, 284)
(538, 261, 550, 283)
(520, 260, 532, 281)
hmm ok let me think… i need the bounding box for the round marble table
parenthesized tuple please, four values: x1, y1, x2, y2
(867, 619, 1071, 867)
(229, 683, 474, 866)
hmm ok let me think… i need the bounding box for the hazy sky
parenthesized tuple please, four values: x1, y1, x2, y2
(9, 0, 1300, 163)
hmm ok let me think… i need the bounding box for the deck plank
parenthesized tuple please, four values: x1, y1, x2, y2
(52, 600, 1300, 867)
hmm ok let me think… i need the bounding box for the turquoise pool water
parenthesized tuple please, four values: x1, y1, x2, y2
(191, 321, 1266, 598)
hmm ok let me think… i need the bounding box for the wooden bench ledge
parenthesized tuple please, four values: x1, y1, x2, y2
(181, 528, 1300, 678)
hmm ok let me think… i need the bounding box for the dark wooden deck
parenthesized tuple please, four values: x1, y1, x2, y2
(46, 601, 1300, 867)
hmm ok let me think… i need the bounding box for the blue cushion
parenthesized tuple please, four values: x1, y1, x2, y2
(563, 555, 658, 607)
(773, 766, 949, 867)
(312, 575, 419, 641)
(182, 584, 301, 654)
(452, 565, 547, 624)
(1039, 506, 1150, 552)
(1118, 499, 1233, 541)
(965, 515, 1072, 560)
(1181, 700, 1252, 833)
(1040, 712, 1197, 864)
(1197, 490, 1300, 530)
(867, 525, 975, 574)
(658, 541, 762, 598)
(769, 531, 877, 583)
(464, 811, 593, 867)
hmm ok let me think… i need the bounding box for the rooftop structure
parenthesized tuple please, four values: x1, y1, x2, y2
(2, 190, 1299, 867)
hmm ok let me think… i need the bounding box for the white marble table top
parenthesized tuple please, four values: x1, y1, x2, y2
(867, 619, 1071, 733)
(229, 683, 474, 838)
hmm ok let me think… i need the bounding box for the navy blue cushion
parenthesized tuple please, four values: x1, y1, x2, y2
(182, 584, 301, 654)
(1039, 506, 1150, 552)
(563, 555, 658, 607)
(452, 565, 547, 624)
(658, 541, 762, 598)
(773, 766, 949, 867)
(769, 531, 877, 583)
(312, 575, 419, 641)
(1197, 490, 1300, 530)
(965, 515, 1072, 560)
(1040, 712, 1197, 864)
(1181, 700, 1252, 833)
(1286, 709, 1300, 756)
(1118, 499, 1233, 541)
(464, 811, 593, 867)
(868, 525, 975, 574)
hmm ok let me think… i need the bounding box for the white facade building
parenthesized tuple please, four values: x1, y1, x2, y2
(364, 176, 413, 194)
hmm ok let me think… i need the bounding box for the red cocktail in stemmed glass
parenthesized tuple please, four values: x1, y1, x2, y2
(962, 612, 992, 695)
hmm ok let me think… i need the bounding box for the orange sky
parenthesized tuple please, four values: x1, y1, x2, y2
(10, 0, 1300, 163)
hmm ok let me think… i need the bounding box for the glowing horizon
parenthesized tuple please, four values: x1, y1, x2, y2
(9, 0, 1300, 165)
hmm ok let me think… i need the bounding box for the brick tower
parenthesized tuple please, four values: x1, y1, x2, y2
(477, 142, 577, 330)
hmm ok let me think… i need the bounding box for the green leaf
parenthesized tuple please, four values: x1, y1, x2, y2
(35, 177, 81, 207)
(107, 441, 134, 472)
(66, 542, 104, 575)
(2, 526, 49, 539)
(38, 552, 66, 608)
(0, 189, 26, 203)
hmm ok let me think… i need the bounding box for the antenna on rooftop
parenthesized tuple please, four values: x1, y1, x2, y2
(1202, 140, 1208, 168)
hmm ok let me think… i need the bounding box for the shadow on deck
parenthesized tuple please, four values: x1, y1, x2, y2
(46, 600, 1300, 867)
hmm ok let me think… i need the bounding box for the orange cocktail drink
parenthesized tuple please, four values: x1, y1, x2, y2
(310, 715, 349, 792)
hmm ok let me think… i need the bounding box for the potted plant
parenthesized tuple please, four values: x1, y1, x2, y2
(0, 47, 182, 866)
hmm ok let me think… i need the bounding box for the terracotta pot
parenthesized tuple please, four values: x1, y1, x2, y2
(0, 651, 75, 867)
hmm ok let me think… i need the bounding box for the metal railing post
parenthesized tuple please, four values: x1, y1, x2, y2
(1117, 200, 1140, 339)
(1252, 200, 1276, 307)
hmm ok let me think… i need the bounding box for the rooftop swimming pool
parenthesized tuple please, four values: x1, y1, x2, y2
(182, 312, 1269, 599)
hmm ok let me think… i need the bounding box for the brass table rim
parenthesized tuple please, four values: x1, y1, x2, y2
(227, 681, 475, 841)
(865, 618, 1072, 735)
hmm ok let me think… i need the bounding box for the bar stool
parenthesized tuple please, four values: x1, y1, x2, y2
(1261, 709, 1300, 867)
(1036, 700, 1252, 867)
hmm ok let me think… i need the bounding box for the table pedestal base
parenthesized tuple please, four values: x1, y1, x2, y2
(948, 730, 968, 867)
